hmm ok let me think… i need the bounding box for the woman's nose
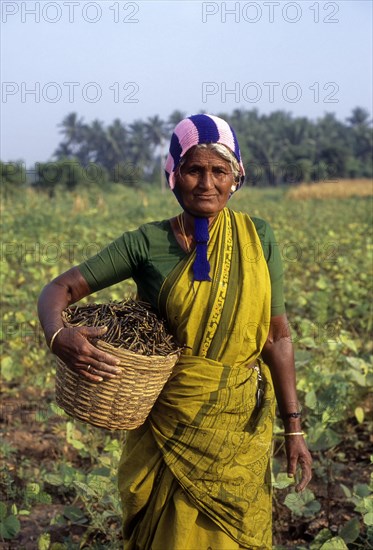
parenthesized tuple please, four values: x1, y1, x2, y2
(199, 169, 215, 188)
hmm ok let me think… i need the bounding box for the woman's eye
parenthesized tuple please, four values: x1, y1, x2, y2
(214, 168, 227, 175)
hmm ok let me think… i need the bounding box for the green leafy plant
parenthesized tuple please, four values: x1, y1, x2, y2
(0, 503, 21, 541)
(2, 185, 372, 547)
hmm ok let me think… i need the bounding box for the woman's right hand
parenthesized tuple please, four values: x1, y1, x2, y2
(51, 325, 122, 383)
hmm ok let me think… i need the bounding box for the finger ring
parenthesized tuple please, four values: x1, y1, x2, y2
(87, 365, 91, 372)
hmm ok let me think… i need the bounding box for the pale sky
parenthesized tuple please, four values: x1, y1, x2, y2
(1, 0, 372, 166)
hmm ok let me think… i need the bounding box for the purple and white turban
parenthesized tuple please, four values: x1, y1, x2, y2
(165, 113, 245, 189)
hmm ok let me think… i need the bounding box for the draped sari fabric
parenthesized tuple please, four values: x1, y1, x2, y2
(118, 208, 275, 549)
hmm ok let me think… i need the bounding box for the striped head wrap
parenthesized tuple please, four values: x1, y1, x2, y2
(165, 113, 245, 190)
(165, 114, 245, 282)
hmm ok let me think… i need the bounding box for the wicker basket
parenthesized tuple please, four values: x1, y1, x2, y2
(55, 339, 179, 431)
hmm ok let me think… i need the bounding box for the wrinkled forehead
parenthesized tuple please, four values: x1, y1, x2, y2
(180, 145, 233, 167)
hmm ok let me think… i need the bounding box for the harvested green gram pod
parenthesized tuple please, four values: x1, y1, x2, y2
(62, 299, 180, 356)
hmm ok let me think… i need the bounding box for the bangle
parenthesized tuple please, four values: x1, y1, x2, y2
(49, 327, 64, 352)
(283, 432, 305, 436)
(283, 412, 302, 419)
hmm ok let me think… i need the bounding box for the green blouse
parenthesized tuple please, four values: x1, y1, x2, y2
(78, 214, 285, 317)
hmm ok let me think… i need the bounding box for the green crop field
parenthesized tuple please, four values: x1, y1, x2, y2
(1, 183, 372, 549)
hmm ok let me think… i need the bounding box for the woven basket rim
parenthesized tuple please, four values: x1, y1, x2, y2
(94, 338, 181, 359)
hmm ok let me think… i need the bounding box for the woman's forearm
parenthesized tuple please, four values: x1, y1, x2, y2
(38, 282, 72, 345)
(261, 314, 303, 431)
(38, 266, 120, 379)
(38, 266, 91, 345)
(261, 336, 303, 431)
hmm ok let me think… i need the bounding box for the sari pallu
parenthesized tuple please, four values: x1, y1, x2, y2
(118, 208, 275, 549)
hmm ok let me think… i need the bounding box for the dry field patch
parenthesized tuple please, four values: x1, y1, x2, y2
(287, 179, 373, 200)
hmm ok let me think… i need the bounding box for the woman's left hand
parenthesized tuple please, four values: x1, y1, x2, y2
(285, 435, 312, 492)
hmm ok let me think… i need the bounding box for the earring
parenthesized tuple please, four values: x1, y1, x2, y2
(231, 184, 237, 192)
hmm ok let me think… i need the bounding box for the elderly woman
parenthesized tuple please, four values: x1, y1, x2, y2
(38, 114, 312, 549)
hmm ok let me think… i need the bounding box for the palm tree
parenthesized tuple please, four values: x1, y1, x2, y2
(347, 107, 371, 127)
(145, 115, 168, 191)
(346, 108, 373, 170)
(54, 112, 84, 158)
(167, 110, 187, 133)
(128, 120, 152, 184)
(105, 119, 129, 182)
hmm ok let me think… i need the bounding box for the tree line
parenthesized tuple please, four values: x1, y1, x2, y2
(2, 107, 372, 193)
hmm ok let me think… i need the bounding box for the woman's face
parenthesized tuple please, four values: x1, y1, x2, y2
(174, 146, 235, 219)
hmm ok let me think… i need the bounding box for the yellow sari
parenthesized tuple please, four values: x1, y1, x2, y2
(118, 208, 275, 549)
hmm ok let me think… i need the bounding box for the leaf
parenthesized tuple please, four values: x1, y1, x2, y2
(103, 439, 122, 452)
(305, 390, 317, 410)
(364, 512, 373, 526)
(44, 473, 63, 486)
(15, 311, 26, 323)
(339, 517, 360, 543)
(26, 482, 40, 497)
(90, 466, 111, 477)
(284, 489, 321, 518)
(340, 484, 352, 498)
(0, 514, 21, 539)
(273, 472, 295, 490)
(50, 402, 66, 417)
(339, 333, 358, 353)
(311, 528, 333, 548)
(87, 474, 111, 497)
(320, 537, 348, 549)
(38, 492, 52, 505)
(60, 463, 82, 485)
(354, 483, 370, 498)
(367, 371, 373, 387)
(73, 480, 97, 498)
(0, 503, 7, 520)
(345, 356, 367, 371)
(348, 368, 367, 387)
(1, 356, 13, 382)
(66, 421, 85, 450)
(316, 277, 328, 290)
(355, 406, 365, 424)
(298, 336, 317, 348)
(63, 505, 87, 523)
(308, 426, 342, 452)
(354, 496, 372, 514)
(38, 532, 51, 550)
